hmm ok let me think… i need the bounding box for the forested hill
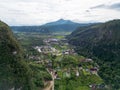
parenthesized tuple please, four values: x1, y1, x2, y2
(68, 19, 120, 89)
(11, 19, 92, 33)
(0, 21, 33, 90)
(68, 19, 120, 60)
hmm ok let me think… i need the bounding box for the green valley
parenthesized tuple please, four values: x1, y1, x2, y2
(0, 0, 120, 90)
(0, 19, 120, 90)
(12, 29, 106, 90)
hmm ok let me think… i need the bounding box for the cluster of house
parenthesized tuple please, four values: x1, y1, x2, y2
(60, 39, 68, 43)
(34, 46, 59, 54)
(89, 84, 105, 89)
(80, 58, 99, 75)
(29, 55, 41, 60)
(81, 58, 93, 62)
(47, 58, 98, 80)
(78, 65, 98, 75)
(43, 38, 59, 45)
(48, 67, 103, 89)
(62, 49, 76, 55)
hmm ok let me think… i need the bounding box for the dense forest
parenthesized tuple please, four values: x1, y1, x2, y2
(0, 21, 52, 90)
(68, 19, 120, 89)
(0, 20, 33, 89)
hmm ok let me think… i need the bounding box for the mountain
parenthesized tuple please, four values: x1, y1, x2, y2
(0, 20, 33, 90)
(68, 19, 120, 89)
(11, 26, 51, 34)
(68, 19, 120, 59)
(11, 19, 91, 34)
(44, 19, 80, 26)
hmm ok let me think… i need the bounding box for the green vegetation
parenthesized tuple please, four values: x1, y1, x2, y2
(54, 55, 103, 90)
(2, 18, 118, 90)
(11, 27, 104, 90)
(15, 32, 45, 47)
(29, 63, 52, 89)
(68, 19, 120, 89)
(0, 21, 33, 90)
(0, 21, 52, 90)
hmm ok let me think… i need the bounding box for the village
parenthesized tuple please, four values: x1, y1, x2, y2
(26, 36, 105, 90)
(13, 31, 106, 90)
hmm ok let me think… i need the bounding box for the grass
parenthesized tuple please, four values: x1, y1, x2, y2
(82, 69, 91, 75)
(76, 86, 90, 90)
(53, 35, 65, 39)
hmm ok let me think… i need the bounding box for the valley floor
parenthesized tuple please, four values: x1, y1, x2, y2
(14, 32, 106, 90)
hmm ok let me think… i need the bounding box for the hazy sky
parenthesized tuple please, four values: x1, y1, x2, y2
(0, 0, 120, 25)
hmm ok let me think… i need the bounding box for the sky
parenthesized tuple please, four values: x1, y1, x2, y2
(0, 0, 120, 26)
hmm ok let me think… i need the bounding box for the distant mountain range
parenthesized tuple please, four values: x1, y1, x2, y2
(44, 19, 80, 26)
(11, 19, 93, 34)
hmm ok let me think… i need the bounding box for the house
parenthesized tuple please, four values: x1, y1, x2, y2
(35, 61, 43, 64)
(50, 39, 59, 42)
(90, 68, 98, 75)
(63, 51, 69, 55)
(62, 49, 75, 55)
(38, 48, 42, 52)
(89, 84, 105, 90)
(47, 60, 52, 68)
(54, 71, 58, 79)
(12, 51, 17, 55)
(76, 71, 79, 77)
(66, 72, 71, 77)
(89, 84, 97, 89)
(78, 64, 83, 70)
(43, 38, 59, 44)
(85, 69, 89, 72)
(85, 58, 93, 62)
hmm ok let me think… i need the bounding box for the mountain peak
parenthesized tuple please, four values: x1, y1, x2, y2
(44, 19, 78, 26)
(58, 18, 65, 21)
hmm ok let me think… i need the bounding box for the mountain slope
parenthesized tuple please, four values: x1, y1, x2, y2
(11, 19, 91, 33)
(68, 19, 120, 60)
(0, 21, 33, 90)
(68, 19, 120, 89)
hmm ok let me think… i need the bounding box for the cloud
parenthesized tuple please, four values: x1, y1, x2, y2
(109, 3, 120, 10)
(0, 0, 120, 25)
(90, 4, 106, 9)
(91, 2, 120, 11)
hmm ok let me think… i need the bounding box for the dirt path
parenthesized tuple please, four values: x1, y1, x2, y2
(43, 69, 54, 90)
(43, 81, 54, 90)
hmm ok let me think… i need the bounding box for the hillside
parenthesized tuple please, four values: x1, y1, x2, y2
(68, 19, 120, 89)
(0, 21, 52, 90)
(0, 20, 33, 89)
(68, 19, 120, 60)
(11, 19, 91, 34)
